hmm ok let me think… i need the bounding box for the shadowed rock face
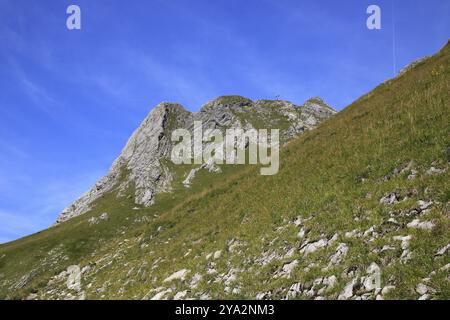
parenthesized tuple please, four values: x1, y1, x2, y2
(56, 96, 336, 224)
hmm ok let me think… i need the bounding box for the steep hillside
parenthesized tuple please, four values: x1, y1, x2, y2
(0, 41, 449, 300)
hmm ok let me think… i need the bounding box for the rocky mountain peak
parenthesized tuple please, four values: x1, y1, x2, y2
(199, 96, 253, 113)
(55, 95, 336, 224)
(302, 96, 336, 119)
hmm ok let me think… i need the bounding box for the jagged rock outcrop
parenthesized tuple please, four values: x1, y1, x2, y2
(56, 103, 190, 223)
(56, 96, 336, 224)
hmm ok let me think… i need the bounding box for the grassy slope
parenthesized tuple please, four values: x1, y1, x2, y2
(0, 41, 449, 300)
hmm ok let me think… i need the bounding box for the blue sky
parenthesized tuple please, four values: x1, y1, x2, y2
(0, 0, 449, 243)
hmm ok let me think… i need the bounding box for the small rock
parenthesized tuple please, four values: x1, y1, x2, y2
(206, 268, 217, 275)
(81, 265, 92, 274)
(99, 212, 109, 220)
(435, 243, 450, 256)
(425, 166, 445, 176)
(416, 283, 428, 295)
(232, 288, 241, 295)
(190, 273, 202, 289)
(256, 292, 271, 300)
(297, 228, 306, 239)
(292, 217, 304, 226)
(329, 233, 339, 244)
(174, 290, 188, 300)
(163, 269, 190, 283)
(313, 277, 323, 287)
(323, 275, 338, 289)
(407, 170, 418, 180)
(380, 245, 396, 252)
(444, 202, 450, 215)
(328, 243, 349, 266)
(393, 235, 412, 250)
(213, 250, 222, 259)
(199, 292, 211, 300)
(286, 283, 302, 299)
(418, 294, 430, 300)
(362, 263, 381, 291)
(284, 247, 295, 258)
(66, 265, 81, 292)
(300, 239, 328, 255)
(150, 288, 172, 300)
(381, 285, 396, 296)
(363, 226, 377, 237)
(26, 293, 38, 300)
(227, 239, 244, 253)
(440, 263, 450, 272)
(277, 260, 298, 278)
(380, 193, 399, 205)
(400, 249, 413, 262)
(386, 218, 400, 225)
(344, 230, 359, 238)
(407, 219, 435, 230)
(304, 288, 315, 297)
(338, 279, 356, 300)
(418, 200, 433, 211)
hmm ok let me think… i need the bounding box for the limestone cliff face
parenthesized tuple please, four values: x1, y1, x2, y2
(56, 96, 336, 224)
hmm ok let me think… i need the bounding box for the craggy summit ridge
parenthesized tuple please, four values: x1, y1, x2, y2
(56, 97, 336, 223)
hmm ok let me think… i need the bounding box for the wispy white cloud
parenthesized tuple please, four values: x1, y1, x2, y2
(0, 139, 29, 160)
(0, 169, 104, 244)
(135, 52, 215, 106)
(71, 46, 218, 110)
(1, 52, 59, 117)
(22, 76, 56, 107)
(13, 65, 57, 114)
(0, 210, 38, 243)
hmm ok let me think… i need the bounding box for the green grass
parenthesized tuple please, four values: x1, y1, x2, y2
(213, 96, 253, 107)
(237, 101, 295, 132)
(0, 41, 449, 300)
